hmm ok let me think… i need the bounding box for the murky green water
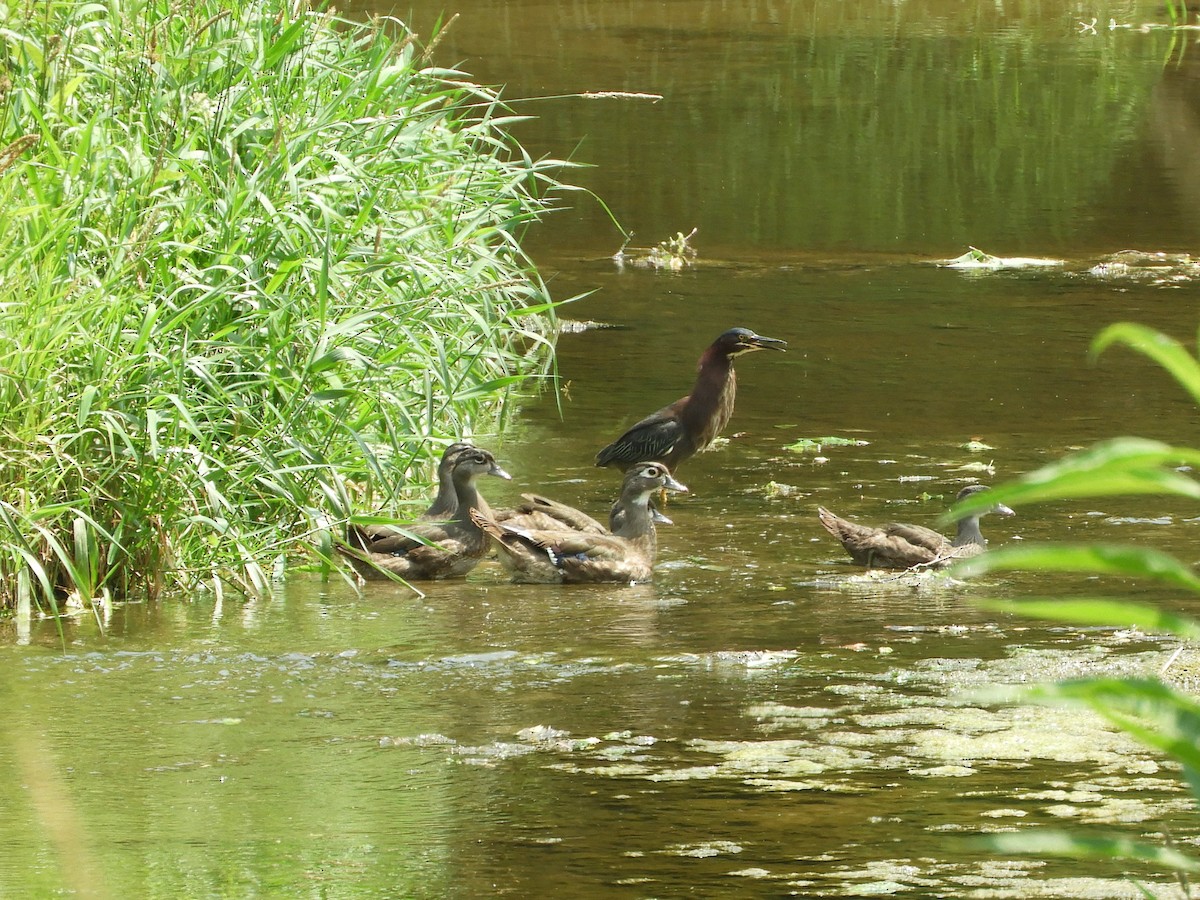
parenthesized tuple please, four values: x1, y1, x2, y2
(6, 2, 1200, 897)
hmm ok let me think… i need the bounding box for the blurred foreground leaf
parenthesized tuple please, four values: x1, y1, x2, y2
(958, 543, 1200, 594)
(984, 831, 1200, 873)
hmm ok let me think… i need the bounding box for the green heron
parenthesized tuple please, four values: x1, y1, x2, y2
(594, 327, 787, 471)
(817, 484, 1015, 569)
(342, 447, 511, 580)
(471, 462, 687, 584)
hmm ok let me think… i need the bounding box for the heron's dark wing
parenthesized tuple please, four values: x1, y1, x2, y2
(594, 403, 686, 467)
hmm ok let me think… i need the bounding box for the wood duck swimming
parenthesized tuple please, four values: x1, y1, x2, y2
(497, 488, 674, 534)
(495, 493, 609, 535)
(353, 441, 477, 550)
(817, 484, 1015, 569)
(472, 462, 687, 584)
(594, 327, 786, 472)
(342, 447, 511, 580)
(421, 441, 476, 520)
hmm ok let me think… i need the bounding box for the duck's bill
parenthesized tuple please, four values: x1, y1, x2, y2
(663, 475, 688, 493)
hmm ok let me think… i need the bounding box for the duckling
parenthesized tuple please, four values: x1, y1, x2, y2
(342, 447, 511, 580)
(817, 484, 1015, 569)
(472, 462, 687, 584)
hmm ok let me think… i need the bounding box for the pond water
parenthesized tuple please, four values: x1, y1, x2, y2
(6, 1, 1200, 897)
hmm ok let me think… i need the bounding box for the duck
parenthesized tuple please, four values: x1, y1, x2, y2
(495, 493, 609, 535)
(594, 327, 787, 472)
(354, 442, 476, 550)
(420, 441, 477, 520)
(471, 462, 687, 584)
(342, 447, 511, 580)
(495, 487, 674, 534)
(817, 484, 1015, 569)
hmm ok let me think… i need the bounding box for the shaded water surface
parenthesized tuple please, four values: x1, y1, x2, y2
(7, 1, 1200, 897)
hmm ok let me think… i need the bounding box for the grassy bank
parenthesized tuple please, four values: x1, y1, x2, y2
(0, 0, 567, 612)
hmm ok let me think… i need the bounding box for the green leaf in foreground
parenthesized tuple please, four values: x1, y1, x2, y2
(957, 543, 1200, 594)
(1092, 322, 1200, 408)
(975, 597, 1200, 641)
(942, 436, 1200, 523)
(983, 831, 1200, 873)
(1021, 678, 1200, 792)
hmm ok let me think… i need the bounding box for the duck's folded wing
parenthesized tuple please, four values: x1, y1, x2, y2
(517, 494, 608, 534)
(349, 522, 448, 555)
(883, 523, 948, 554)
(532, 531, 630, 562)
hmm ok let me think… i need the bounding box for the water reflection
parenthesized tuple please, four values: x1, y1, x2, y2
(350, 0, 1186, 259)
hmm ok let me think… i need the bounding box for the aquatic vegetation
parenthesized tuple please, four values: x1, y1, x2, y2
(943, 247, 1200, 283)
(952, 321, 1200, 883)
(0, 1, 570, 611)
(612, 227, 698, 271)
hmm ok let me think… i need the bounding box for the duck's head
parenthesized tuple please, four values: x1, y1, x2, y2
(955, 484, 1015, 518)
(624, 461, 688, 497)
(451, 447, 512, 484)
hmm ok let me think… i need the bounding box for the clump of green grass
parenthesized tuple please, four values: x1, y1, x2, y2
(0, 1, 571, 612)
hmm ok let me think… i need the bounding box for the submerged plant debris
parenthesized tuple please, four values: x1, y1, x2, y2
(941, 247, 1065, 270)
(940, 247, 1200, 285)
(613, 227, 699, 271)
(1085, 250, 1200, 283)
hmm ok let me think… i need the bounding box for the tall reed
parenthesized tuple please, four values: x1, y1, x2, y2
(0, 0, 568, 610)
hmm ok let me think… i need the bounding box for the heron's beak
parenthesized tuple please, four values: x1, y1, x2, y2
(745, 333, 787, 352)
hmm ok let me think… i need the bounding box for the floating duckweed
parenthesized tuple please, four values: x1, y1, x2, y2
(661, 840, 743, 858)
(746, 702, 843, 727)
(912, 765, 977, 777)
(646, 766, 721, 782)
(517, 724, 568, 742)
(743, 777, 854, 793)
(727, 867, 772, 878)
